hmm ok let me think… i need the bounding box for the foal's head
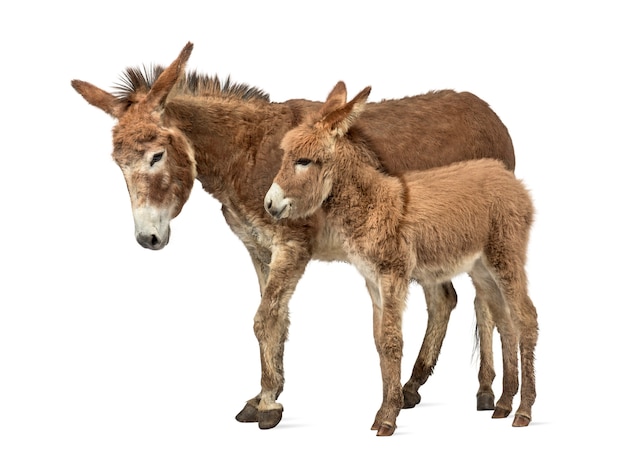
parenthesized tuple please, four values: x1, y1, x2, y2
(264, 81, 371, 220)
(71, 43, 196, 250)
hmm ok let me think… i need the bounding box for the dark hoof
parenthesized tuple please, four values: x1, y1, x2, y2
(402, 389, 421, 409)
(512, 415, 531, 427)
(476, 393, 495, 411)
(258, 409, 283, 429)
(492, 407, 511, 419)
(235, 403, 259, 423)
(376, 422, 396, 437)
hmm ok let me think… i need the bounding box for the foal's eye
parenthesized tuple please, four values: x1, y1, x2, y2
(295, 158, 312, 167)
(150, 152, 164, 167)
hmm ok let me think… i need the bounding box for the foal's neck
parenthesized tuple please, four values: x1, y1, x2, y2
(325, 142, 405, 236)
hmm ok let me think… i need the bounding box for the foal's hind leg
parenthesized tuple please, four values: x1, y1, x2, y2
(470, 268, 507, 411)
(470, 260, 519, 420)
(512, 294, 538, 427)
(402, 281, 457, 408)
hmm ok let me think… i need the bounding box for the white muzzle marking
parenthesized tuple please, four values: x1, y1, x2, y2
(132, 205, 171, 250)
(264, 183, 292, 220)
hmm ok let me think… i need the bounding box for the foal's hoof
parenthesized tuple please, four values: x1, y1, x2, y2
(492, 407, 511, 419)
(373, 422, 396, 437)
(258, 409, 283, 429)
(512, 415, 531, 427)
(476, 393, 495, 411)
(235, 403, 259, 423)
(402, 389, 421, 409)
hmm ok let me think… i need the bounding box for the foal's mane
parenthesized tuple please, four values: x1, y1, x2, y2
(112, 64, 270, 103)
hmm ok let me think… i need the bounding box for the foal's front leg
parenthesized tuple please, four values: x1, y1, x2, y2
(371, 273, 408, 436)
(236, 241, 310, 429)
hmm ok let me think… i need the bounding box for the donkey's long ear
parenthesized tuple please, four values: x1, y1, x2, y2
(144, 42, 194, 111)
(71, 79, 127, 119)
(320, 85, 371, 137)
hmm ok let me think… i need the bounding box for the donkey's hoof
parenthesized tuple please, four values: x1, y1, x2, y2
(402, 389, 421, 409)
(492, 407, 511, 419)
(235, 403, 259, 423)
(258, 409, 283, 429)
(512, 414, 531, 427)
(376, 422, 396, 437)
(476, 393, 495, 411)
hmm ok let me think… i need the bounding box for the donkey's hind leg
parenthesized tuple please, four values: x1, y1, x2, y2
(401, 281, 457, 408)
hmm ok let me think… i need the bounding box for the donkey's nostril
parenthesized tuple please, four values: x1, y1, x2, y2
(151, 234, 159, 246)
(266, 200, 272, 209)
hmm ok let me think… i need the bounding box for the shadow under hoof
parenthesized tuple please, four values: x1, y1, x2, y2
(492, 407, 511, 419)
(402, 390, 421, 409)
(258, 409, 283, 429)
(235, 403, 259, 423)
(512, 415, 531, 427)
(476, 393, 495, 411)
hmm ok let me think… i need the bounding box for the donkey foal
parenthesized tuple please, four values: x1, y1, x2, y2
(265, 82, 538, 435)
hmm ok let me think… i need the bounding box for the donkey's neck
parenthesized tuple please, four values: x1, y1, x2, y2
(164, 95, 296, 204)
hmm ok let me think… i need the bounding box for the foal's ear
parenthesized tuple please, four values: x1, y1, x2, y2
(144, 42, 194, 111)
(71, 79, 127, 119)
(319, 81, 348, 118)
(321, 85, 371, 137)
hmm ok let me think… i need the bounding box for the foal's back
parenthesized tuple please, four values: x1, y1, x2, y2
(399, 158, 533, 278)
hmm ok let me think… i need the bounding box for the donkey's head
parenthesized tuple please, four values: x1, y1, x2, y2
(71, 43, 197, 250)
(264, 81, 371, 220)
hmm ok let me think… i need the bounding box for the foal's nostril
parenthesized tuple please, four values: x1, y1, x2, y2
(266, 200, 272, 209)
(151, 234, 159, 247)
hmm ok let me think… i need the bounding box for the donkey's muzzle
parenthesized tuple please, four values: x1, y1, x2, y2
(136, 230, 169, 250)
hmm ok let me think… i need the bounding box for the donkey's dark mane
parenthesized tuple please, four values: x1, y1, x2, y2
(113, 65, 270, 103)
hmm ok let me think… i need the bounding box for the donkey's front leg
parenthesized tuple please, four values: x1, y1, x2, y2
(234, 247, 271, 424)
(402, 281, 457, 408)
(371, 274, 408, 436)
(238, 242, 310, 429)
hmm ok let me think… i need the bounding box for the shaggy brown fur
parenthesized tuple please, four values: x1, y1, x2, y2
(266, 82, 538, 435)
(72, 43, 517, 431)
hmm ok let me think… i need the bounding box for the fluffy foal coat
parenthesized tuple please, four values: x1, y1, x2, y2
(265, 82, 538, 435)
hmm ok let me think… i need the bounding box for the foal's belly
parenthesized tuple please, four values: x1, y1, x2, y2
(412, 252, 483, 285)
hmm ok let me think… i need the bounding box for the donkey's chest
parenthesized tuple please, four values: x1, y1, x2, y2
(221, 203, 274, 264)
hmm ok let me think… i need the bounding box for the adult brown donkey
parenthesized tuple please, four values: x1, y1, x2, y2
(71, 42, 516, 431)
(265, 82, 537, 435)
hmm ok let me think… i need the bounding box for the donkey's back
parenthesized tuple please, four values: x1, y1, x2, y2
(355, 90, 515, 172)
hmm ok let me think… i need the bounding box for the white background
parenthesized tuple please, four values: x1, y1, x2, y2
(1, 1, 624, 454)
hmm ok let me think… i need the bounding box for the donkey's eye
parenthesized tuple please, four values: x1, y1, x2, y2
(150, 152, 164, 167)
(295, 158, 312, 167)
